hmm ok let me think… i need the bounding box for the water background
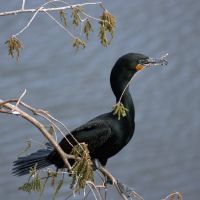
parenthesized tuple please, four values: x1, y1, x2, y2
(0, 0, 200, 199)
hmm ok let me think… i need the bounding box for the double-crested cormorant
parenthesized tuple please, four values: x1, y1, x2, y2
(12, 53, 167, 176)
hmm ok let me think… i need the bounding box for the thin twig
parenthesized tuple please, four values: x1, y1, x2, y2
(13, 1, 65, 37)
(42, 111, 85, 151)
(162, 192, 183, 200)
(87, 181, 104, 200)
(0, 109, 13, 114)
(22, 0, 26, 10)
(80, 10, 102, 22)
(0, 98, 83, 154)
(15, 89, 26, 107)
(86, 182, 100, 200)
(44, 10, 76, 39)
(35, 110, 76, 150)
(31, 107, 86, 156)
(13, 7, 42, 37)
(0, 98, 82, 161)
(83, 189, 91, 200)
(0, 1, 102, 16)
(64, 191, 74, 200)
(118, 67, 145, 103)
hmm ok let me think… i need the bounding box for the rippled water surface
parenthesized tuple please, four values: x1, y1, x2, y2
(0, 0, 200, 199)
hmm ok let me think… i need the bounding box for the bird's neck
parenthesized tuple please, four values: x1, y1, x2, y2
(111, 77, 135, 120)
(117, 85, 135, 119)
(110, 65, 136, 123)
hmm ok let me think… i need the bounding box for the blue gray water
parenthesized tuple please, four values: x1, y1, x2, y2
(0, 0, 200, 199)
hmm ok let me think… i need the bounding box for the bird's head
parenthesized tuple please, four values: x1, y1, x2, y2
(113, 53, 168, 76)
(110, 53, 168, 96)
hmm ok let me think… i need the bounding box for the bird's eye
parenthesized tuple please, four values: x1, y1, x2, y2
(138, 59, 148, 65)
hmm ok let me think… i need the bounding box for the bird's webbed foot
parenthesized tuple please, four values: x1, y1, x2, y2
(92, 159, 114, 185)
(92, 159, 100, 170)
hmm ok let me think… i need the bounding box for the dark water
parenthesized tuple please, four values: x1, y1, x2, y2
(0, 0, 200, 199)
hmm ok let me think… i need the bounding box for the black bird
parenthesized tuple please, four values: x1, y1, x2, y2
(12, 53, 167, 176)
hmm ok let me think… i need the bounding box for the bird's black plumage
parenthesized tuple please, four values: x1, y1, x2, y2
(12, 53, 167, 176)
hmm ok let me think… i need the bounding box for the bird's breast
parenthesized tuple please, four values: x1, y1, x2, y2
(110, 119, 134, 150)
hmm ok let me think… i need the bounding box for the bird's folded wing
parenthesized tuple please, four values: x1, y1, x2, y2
(59, 119, 112, 153)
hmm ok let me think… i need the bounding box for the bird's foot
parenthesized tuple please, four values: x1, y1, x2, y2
(93, 159, 114, 185)
(92, 159, 100, 170)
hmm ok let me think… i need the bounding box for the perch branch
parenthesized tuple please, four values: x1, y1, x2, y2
(0, 98, 86, 154)
(0, 98, 72, 170)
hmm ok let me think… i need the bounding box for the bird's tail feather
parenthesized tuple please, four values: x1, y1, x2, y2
(12, 148, 52, 176)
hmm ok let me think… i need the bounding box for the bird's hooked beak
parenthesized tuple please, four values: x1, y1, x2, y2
(136, 54, 168, 71)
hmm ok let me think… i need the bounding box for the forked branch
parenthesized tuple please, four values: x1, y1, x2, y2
(2, 1, 116, 60)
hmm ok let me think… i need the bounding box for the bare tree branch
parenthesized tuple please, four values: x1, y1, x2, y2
(13, 7, 42, 37)
(0, 98, 72, 170)
(3, 1, 116, 60)
(0, 1, 103, 16)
